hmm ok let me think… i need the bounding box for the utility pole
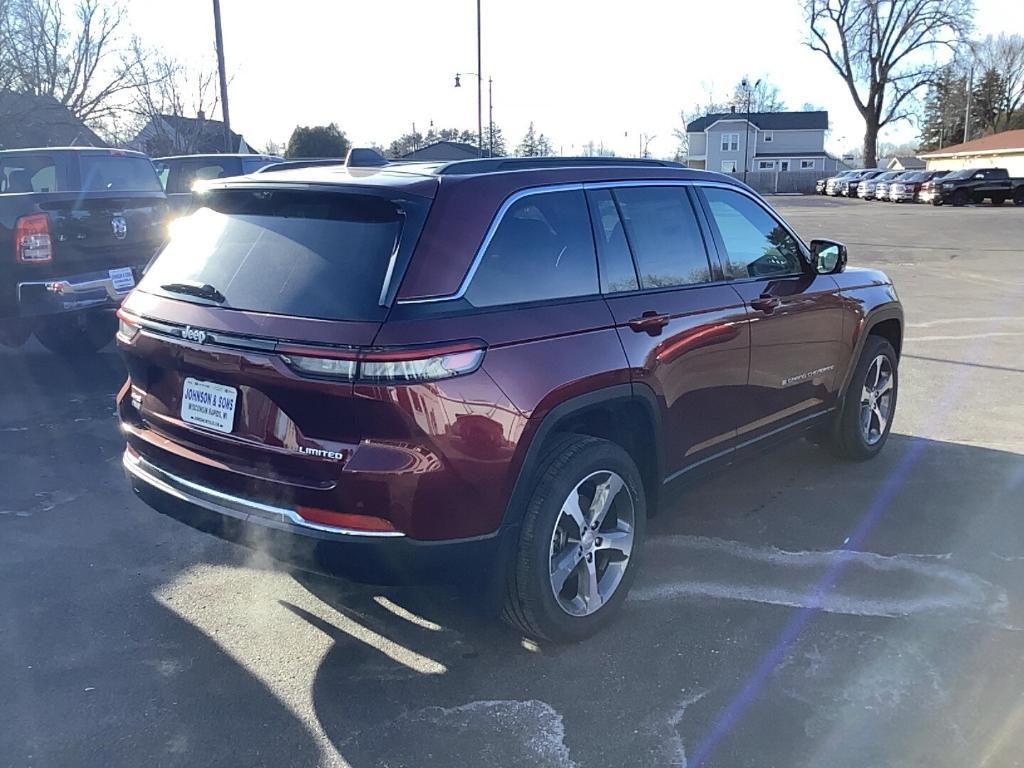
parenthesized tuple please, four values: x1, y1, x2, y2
(212, 0, 232, 153)
(476, 0, 483, 157)
(963, 65, 973, 144)
(488, 76, 494, 157)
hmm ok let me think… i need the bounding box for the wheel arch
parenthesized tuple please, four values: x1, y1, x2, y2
(501, 384, 664, 530)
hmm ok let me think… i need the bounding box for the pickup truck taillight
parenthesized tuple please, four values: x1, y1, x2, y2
(15, 213, 52, 263)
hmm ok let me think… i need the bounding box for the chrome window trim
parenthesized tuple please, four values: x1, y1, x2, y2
(395, 178, 809, 307)
(123, 449, 405, 538)
(396, 182, 585, 305)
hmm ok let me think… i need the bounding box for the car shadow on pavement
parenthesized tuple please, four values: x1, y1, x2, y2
(289, 433, 1024, 768)
(0, 344, 322, 768)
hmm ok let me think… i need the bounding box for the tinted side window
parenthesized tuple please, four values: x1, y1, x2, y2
(587, 189, 638, 293)
(702, 187, 803, 280)
(612, 186, 711, 289)
(465, 189, 598, 307)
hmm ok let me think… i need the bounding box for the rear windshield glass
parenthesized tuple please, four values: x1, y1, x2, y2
(138, 188, 428, 322)
(80, 155, 162, 192)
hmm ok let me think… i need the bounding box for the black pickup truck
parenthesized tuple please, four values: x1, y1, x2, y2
(921, 167, 1024, 206)
(0, 148, 168, 354)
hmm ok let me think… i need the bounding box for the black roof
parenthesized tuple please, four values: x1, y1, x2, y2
(402, 141, 481, 161)
(687, 111, 828, 132)
(427, 156, 683, 176)
(0, 92, 108, 150)
(206, 158, 736, 195)
(0, 146, 146, 157)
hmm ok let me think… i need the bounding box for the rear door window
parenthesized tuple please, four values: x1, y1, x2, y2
(79, 155, 162, 192)
(0, 154, 58, 193)
(138, 188, 428, 322)
(701, 187, 804, 280)
(465, 189, 598, 307)
(611, 186, 712, 289)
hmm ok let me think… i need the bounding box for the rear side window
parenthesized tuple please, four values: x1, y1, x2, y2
(465, 189, 598, 307)
(138, 189, 428, 322)
(79, 155, 162, 192)
(612, 186, 712, 289)
(0, 154, 57, 193)
(702, 187, 803, 280)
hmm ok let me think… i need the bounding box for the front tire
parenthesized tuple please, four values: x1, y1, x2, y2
(503, 434, 646, 643)
(34, 311, 116, 356)
(952, 189, 969, 206)
(827, 336, 898, 460)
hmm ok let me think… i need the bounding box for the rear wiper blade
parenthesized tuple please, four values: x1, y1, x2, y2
(160, 281, 226, 303)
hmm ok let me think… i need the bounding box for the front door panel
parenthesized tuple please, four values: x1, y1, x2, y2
(696, 185, 845, 447)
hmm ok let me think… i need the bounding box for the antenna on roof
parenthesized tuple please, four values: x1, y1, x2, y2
(345, 147, 388, 168)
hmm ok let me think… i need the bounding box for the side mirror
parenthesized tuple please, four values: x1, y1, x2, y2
(810, 239, 847, 274)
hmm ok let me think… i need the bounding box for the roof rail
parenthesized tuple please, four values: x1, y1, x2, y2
(435, 156, 684, 175)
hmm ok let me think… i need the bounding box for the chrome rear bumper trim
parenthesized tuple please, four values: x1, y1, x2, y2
(123, 449, 404, 538)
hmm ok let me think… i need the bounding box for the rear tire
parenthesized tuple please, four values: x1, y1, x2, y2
(991, 195, 1006, 206)
(34, 312, 116, 356)
(0, 318, 32, 348)
(827, 336, 898, 461)
(1014, 189, 1024, 206)
(502, 434, 646, 643)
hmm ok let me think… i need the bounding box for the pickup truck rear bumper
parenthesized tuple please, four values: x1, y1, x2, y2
(14, 266, 136, 318)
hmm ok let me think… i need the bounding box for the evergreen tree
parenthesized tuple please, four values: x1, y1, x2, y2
(516, 122, 554, 157)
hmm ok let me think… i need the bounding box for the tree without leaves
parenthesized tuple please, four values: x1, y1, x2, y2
(1, 0, 141, 125)
(286, 124, 350, 158)
(804, 0, 974, 167)
(729, 78, 787, 112)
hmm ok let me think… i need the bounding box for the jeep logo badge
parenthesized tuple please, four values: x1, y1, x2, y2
(111, 215, 127, 240)
(182, 326, 207, 344)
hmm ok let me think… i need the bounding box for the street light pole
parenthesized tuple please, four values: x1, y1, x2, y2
(212, 0, 232, 153)
(476, 0, 483, 157)
(741, 78, 760, 182)
(455, 72, 494, 156)
(488, 76, 494, 156)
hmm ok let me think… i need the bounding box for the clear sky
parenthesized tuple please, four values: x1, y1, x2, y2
(124, 0, 1023, 157)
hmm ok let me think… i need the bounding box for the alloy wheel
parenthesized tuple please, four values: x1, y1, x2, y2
(859, 354, 894, 445)
(548, 470, 635, 617)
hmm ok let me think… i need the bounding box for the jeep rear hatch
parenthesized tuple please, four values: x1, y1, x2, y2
(137, 186, 429, 333)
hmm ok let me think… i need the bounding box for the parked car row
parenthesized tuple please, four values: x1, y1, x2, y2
(817, 167, 1024, 206)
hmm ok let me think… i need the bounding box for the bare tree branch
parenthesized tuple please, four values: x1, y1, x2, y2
(803, 0, 973, 165)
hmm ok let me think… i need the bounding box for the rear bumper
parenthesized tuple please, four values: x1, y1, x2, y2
(15, 267, 136, 318)
(123, 448, 508, 584)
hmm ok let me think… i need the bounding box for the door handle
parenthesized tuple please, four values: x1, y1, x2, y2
(628, 311, 671, 336)
(750, 295, 781, 314)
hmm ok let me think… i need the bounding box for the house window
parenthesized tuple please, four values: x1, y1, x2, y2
(720, 133, 739, 152)
(721, 160, 737, 173)
(758, 160, 776, 170)
(762, 131, 773, 143)
(800, 159, 816, 169)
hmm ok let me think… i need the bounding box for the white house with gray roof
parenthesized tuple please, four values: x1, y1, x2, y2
(686, 110, 842, 173)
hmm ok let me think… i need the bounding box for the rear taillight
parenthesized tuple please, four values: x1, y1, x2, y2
(15, 213, 52, 263)
(116, 309, 140, 341)
(279, 342, 485, 383)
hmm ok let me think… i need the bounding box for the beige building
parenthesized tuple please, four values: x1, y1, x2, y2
(919, 129, 1024, 175)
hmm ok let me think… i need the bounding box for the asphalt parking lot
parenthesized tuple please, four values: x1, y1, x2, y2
(2, 195, 1023, 768)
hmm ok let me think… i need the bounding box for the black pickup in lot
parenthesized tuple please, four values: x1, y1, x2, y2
(920, 167, 1024, 207)
(0, 148, 168, 354)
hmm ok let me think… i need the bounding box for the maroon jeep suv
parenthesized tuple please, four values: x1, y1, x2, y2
(116, 155, 902, 641)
